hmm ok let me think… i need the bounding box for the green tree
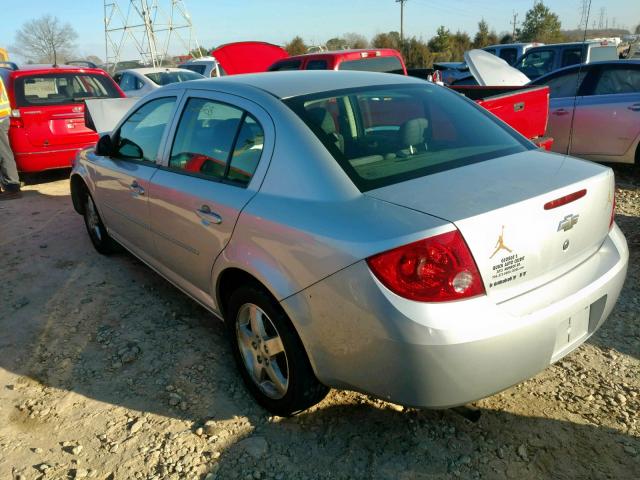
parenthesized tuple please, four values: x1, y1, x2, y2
(635, 24, 640, 34)
(401, 37, 433, 68)
(285, 36, 307, 55)
(450, 31, 471, 61)
(371, 31, 401, 50)
(189, 46, 210, 58)
(326, 37, 346, 50)
(473, 19, 498, 48)
(519, 1, 563, 43)
(499, 33, 514, 44)
(428, 26, 452, 62)
(343, 32, 369, 49)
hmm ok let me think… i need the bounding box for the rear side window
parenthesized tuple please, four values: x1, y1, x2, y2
(169, 98, 264, 186)
(484, 48, 497, 55)
(306, 60, 328, 70)
(338, 56, 403, 73)
(499, 48, 517, 65)
(561, 48, 582, 67)
(145, 70, 203, 86)
(15, 73, 121, 107)
(593, 67, 640, 95)
(285, 84, 531, 192)
(269, 60, 302, 71)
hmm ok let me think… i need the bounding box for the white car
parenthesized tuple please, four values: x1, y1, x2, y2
(178, 57, 226, 78)
(113, 67, 204, 97)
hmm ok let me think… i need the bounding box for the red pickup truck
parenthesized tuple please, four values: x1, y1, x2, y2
(268, 48, 551, 149)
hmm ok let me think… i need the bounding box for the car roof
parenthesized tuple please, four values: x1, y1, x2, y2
(7, 64, 110, 77)
(532, 60, 640, 82)
(166, 70, 424, 99)
(120, 67, 196, 74)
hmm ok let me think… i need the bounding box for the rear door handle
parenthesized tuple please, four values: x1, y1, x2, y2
(628, 103, 640, 111)
(196, 205, 222, 225)
(552, 109, 570, 116)
(129, 180, 145, 196)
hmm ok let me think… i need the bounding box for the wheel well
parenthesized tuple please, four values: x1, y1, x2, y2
(70, 175, 88, 214)
(217, 268, 269, 319)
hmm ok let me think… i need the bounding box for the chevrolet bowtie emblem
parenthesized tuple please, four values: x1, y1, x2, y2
(558, 214, 579, 232)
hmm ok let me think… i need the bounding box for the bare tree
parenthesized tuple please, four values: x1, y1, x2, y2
(13, 15, 77, 64)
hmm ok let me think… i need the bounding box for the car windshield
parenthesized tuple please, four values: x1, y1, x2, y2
(285, 84, 532, 192)
(145, 70, 203, 85)
(14, 73, 121, 106)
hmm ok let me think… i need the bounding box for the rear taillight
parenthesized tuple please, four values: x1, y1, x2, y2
(367, 230, 485, 302)
(9, 109, 23, 128)
(609, 195, 616, 230)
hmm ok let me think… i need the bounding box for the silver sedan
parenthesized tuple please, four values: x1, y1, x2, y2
(531, 60, 640, 166)
(70, 71, 628, 416)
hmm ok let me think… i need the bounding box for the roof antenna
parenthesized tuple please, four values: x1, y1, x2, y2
(566, 0, 591, 155)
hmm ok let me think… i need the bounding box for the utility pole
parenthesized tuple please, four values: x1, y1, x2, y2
(511, 12, 518, 40)
(396, 0, 408, 44)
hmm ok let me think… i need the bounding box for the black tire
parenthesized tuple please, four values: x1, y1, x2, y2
(226, 285, 328, 416)
(83, 192, 118, 255)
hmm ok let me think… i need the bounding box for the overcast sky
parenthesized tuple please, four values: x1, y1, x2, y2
(1, 0, 637, 62)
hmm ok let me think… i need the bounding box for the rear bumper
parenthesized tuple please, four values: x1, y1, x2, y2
(282, 224, 628, 408)
(14, 144, 95, 172)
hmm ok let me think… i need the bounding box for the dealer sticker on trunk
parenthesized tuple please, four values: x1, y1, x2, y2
(489, 226, 527, 288)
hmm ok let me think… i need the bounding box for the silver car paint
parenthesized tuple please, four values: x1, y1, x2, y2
(71, 71, 629, 408)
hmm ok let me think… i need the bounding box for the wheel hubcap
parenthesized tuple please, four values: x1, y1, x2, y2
(85, 196, 102, 242)
(236, 303, 289, 399)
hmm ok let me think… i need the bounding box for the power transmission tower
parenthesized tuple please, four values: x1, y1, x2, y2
(104, 0, 201, 68)
(511, 12, 518, 40)
(396, 0, 408, 44)
(577, 0, 589, 30)
(598, 7, 605, 29)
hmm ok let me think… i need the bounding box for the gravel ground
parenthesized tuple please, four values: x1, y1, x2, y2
(0, 167, 638, 480)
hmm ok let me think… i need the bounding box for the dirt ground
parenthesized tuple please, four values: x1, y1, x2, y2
(0, 167, 638, 480)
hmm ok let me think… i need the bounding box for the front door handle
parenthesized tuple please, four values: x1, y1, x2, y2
(552, 109, 570, 116)
(628, 103, 640, 111)
(129, 180, 145, 196)
(196, 205, 222, 225)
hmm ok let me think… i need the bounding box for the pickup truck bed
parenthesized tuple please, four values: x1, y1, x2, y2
(449, 85, 553, 149)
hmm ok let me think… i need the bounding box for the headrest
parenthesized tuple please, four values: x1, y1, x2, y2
(307, 107, 337, 134)
(399, 118, 429, 147)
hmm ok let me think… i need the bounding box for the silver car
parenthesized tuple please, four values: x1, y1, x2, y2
(70, 71, 628, 416)
(532, 60, 640, 165)
(113, 67, 205, 98)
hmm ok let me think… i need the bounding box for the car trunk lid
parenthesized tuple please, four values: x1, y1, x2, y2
(366, 151, 615, 303)
(19, 103, 97, 148)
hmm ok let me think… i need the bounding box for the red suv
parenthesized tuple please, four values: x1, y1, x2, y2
(268, 49, 407, 75)
(0, 64, 124, 172)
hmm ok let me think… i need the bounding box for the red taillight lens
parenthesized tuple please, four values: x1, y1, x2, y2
(367, 230, 485, 302)
(609, 195, 616, 230)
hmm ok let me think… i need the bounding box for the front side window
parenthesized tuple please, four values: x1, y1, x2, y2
(15, 73, 121, 106)
(116, 97, 176, 162)
(538, 69, 585, 99)
(516, 50, 555, 78)
(593, 67, 640, 95)
(169, 98, 264, 186)
(338, 56, 403, 73)
(285, 84, 531, 192)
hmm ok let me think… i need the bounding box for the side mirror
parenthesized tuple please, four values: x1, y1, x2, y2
(95, 134, 114, 157)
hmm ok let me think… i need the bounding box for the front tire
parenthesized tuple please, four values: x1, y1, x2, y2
(226, 285, 328, 416)
(83, 193, 118, 254)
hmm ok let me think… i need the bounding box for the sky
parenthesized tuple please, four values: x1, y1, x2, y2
(1, 0, 638, 62)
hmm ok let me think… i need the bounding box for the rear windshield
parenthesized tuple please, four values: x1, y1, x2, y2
(338, 56, 403, 73)
(145, 70, 203, 85)
(285, 84, 532, 192)
(15, 73, 121, 107)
